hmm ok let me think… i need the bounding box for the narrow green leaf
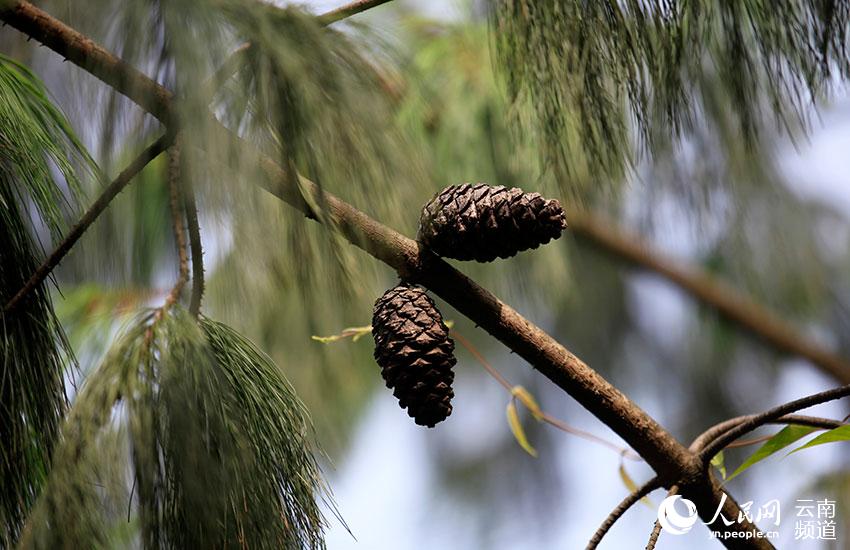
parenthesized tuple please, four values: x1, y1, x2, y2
(506, 399, 537, 457)
(711, 450, 727, 480)
(727, 425, 818, 481)
(787, 425, 850, 456)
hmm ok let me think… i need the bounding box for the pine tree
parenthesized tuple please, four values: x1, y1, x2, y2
(1, 1, 849, 548)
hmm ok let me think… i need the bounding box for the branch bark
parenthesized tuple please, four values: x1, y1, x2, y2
(569, 210, 850, 385)
(318, 0, 396, 24)
(0, 3, 775, 547)
(184, 176, 204, 317)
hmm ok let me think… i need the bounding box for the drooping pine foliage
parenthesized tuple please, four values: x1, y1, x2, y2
(57, 0, 429, 303)
(490, 0, 850, 191)
(0, 54, 93, 546)
(22, 308, 329, 549)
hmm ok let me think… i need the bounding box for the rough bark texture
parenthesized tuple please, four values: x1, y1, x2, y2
(0, 3, 774, 547)
(418, 183, 567, 262)
(372, 283, 455, 427)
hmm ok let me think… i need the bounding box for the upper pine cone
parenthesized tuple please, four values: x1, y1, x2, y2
(418, 183, 568, 262)
(372, 283, 456, 428)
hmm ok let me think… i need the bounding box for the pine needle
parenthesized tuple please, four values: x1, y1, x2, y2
(0, 52, 94, 547)
(490, 1, 850, 191)
(21, 308, 331, 549)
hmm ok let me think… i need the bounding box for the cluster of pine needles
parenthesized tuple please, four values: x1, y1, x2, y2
(21, 308, 330, 549)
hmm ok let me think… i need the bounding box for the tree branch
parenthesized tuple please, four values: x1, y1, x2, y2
(164, 142, 189, 308)
(586, 476, 662, 550)
(698, 385, 850, 463)
(2, 133, 173, 313)
(0, 3, 773, 546)
(691, 414, 845, 453)
(318, 0, 396, 24)
(646, 517, 664, 550)
(569, 210, 850, 385)
(587, 413, 845, 549)
(183, 175, 204, 317)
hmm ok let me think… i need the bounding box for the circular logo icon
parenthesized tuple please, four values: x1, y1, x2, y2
(657, 495, 699, 535)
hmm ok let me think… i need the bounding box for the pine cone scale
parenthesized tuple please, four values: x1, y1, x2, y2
(418, 183, 567, 262)
(372, 284, 456, 427)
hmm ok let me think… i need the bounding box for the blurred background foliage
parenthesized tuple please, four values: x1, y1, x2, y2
(2, 0, 850, 547)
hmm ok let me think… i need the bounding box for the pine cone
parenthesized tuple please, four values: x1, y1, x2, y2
(372, 283, 456, 427)
(418, 183, 567, 262)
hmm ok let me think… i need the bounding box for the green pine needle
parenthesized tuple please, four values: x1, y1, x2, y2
(490, 0, 850, 190)
(0, 53, 94, 547)
(21, 308, 331, 549)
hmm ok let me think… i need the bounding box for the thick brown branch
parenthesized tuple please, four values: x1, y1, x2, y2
(569, 210, 850, 385)
(0, 4, 772, 547)
(3, 133, 173, 313)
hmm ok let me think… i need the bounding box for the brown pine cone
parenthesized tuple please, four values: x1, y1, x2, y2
(418, 183, 567, 262)
(372, 283, 455, 427)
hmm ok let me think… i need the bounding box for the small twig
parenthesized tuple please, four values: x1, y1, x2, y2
(127, 476, 136, 522)
(143, 143, 190, 345)
(450, 329, 641, 460)
(646, 485, 678, 550)
(586, 476, 662, 550)
(698, 384, 850, 463)
(318, 0, 395, 24)
(450, 330, 512, 390)
(692, 414, 845, 453)
(645, 518, 663, 550)
(3, 133, 173, 313)
(540, 412, 641, 460)
(183, 170, 204, 317)
(164, 142, 189, 309)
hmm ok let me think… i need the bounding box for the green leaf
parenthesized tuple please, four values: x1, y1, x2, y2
(711, 450, 727, 480)
(726, 425, 818, 481)
(787, 425, 850, 456)
(506, 399, 537, 457)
